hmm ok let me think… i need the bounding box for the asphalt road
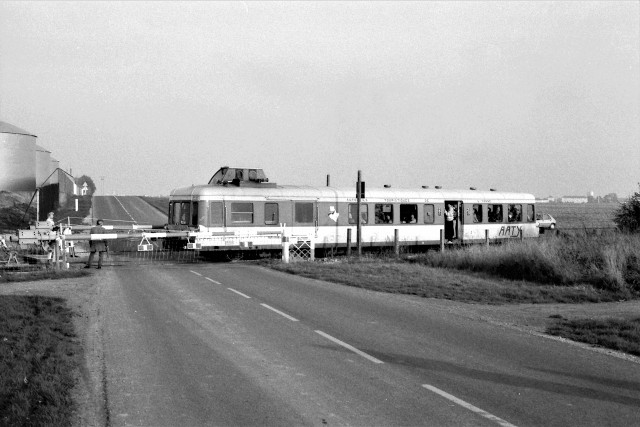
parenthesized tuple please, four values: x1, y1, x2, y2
(95, 263, 640, 426)
(91, 195, 167, 226)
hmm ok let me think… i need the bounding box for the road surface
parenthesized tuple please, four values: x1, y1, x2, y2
(90, 263, 640, 426)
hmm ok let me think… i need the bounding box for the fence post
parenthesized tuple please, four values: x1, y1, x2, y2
(440, 229, 445, 251)
(394, 229, 399, 257)
(485, 229, 489, 247)
(346, 228, 352, 257)
(310, 236, 315, 261)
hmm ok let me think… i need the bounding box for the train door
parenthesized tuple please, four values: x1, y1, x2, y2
(444, 200, 462, 242)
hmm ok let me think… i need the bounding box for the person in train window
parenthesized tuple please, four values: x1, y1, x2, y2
(473, 207, 480, 223)
(409, 214, 417, 223)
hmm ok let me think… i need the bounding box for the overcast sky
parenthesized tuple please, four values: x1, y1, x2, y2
(1, 1, 638, 197)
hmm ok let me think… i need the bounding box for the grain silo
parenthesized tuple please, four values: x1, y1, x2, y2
(35, 144, 51, 187)
(0, 121, 36, 191)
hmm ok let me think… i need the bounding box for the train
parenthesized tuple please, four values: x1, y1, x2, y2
(168, 166, 538, 256)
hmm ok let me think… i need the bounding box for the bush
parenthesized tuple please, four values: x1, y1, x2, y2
(614, 184, 640, 233)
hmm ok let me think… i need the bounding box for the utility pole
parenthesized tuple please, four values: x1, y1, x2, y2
(356, 170, 363, 256)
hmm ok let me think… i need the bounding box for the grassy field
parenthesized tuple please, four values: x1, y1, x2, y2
(0, 295, 81, 426)
(538, 202, 618, 229)
(140, 196, 169, 216)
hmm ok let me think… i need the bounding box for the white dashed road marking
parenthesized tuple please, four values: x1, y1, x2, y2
(422, 384, 517, 427)
(227, 288, 251, 299)
(260, 304, 299, 322)
(314, 330, 384, 364)
(190, 270, 202, 276)
(205, 277, 221, 285)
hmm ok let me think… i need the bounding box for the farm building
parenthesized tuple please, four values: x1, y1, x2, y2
(560, 196, 589, 204)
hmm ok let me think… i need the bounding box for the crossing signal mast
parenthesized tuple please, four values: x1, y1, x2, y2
(356, 170, 365, 256)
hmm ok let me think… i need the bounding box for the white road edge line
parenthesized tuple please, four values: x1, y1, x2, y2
(315, 330, 384, 364)
(260, 304, 299, 322)
(205, 277, 221, 285)
(190, 270, 202, 276)
(227, 288, 251, 299)
(422, 384, 517, 427)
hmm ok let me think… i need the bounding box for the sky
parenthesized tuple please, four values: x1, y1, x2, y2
(1, 1, 638, 198)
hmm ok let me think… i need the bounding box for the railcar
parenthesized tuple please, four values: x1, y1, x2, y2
(168, 167, 538, 256)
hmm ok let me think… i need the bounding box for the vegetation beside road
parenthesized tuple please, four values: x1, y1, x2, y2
(0, 295, 81, 426)
(547, 316, 640, 357)
(0, 269, 90, 284)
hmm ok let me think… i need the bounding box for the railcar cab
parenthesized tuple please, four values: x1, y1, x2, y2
(168, 167, 278, 231)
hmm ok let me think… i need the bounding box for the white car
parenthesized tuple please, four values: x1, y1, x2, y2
(536, 213, 556, 229)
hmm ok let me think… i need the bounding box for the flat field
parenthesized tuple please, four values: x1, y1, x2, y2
(537, 202, 618, 229)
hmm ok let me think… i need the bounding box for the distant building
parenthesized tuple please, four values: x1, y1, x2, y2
(535, 197, 551, 203)
(560, 196, 588, 204)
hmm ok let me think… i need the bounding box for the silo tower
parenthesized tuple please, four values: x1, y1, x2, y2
(0, 121, 36, 192)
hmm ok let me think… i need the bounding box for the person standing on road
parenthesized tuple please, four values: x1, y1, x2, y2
(85, 219, 108, 269)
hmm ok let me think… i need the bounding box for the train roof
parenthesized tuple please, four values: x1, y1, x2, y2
(171, 183, 535, 203)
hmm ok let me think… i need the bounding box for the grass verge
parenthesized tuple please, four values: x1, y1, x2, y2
(0, 269, 90, 284)
(546, 316, 640, 357)
(0, 295, 81, 426)
(267, 257, 624, 304)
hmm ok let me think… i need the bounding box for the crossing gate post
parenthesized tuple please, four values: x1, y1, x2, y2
(282, 236, 290, 263)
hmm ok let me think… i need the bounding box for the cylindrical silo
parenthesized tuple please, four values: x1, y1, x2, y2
(36, 144, 52, 186)
(0, 121, 36, 191)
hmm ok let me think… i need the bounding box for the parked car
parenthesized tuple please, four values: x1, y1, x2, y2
(536, 213, 556, 230)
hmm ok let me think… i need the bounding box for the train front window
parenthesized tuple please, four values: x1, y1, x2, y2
(400, 204, 417, 223)
(424, 204, 434, 224)
(191, 202, 199, 226)
(348, 204, 368, 224)
(209, 202, 224, 226)
(180, 202, 190, 225)
(265, 203, 279, 225)
(375, 204, 393, 224)
(295, 203, 314, 224)
(168, 202, 175, 225)
(231, 202, 253, 223)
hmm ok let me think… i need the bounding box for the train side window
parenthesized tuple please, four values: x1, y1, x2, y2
(424, 204, 434, 224)
(487, 204, 503, 223)
(348, 204, 368, 224)
(527, 204, 535, 222)
(472, 204, 483, 223)
(180, 202, 190, 225)
(508, 204, 522, 222)
(400, 204, 417, 223)
(265, 203, 279, 225)
(375, 204, 393, 224)
(191, 202, 199, 226)
(295, 202, 314, 224)
(209, 202, 223, 226)
(231, 202, 253, 223)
